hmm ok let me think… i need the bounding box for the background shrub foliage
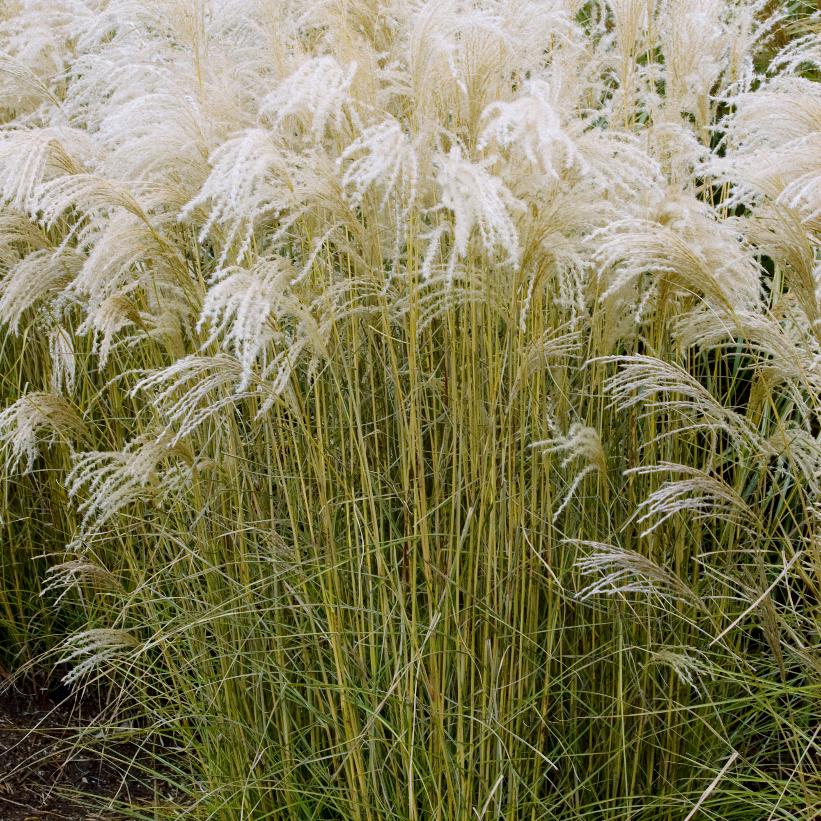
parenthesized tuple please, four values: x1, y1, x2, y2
(0, 1, 818, 818)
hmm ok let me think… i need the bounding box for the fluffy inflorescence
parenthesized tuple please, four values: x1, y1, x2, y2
(0, 2, 816, 401)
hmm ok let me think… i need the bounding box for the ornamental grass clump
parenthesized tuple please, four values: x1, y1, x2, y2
(0, 1, 818, 819)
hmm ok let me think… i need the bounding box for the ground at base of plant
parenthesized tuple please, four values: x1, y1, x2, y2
(0, 680, 162, 821)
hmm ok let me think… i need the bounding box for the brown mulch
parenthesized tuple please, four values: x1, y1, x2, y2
(0, 681, 160, 820)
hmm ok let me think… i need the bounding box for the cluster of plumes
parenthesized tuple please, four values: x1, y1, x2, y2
(0, 0, 818, 679)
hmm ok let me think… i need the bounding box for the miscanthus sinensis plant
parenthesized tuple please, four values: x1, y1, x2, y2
(0, 1, 819, 819)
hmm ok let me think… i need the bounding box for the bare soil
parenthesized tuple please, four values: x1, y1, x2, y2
(0, 681, 157, 820)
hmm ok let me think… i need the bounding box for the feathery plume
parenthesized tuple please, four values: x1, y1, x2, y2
(0, 248, 79, 331)
(573, 540, 704, 608)
(61, 628, 140, 686)
(259, 56, 358, 141)
(66, 433, 192, 532)
(338, 117, 418, 211)
(531, 418, 606, 523)
(433, 144, 523, 273)
(197, 256, 318, 390)
(627, 462, 760, 536)
(479, 79, 581, 179)
(0, 392, 86, 473)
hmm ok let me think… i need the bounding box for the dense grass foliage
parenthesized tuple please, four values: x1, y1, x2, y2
(0, 1, 819, 818)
